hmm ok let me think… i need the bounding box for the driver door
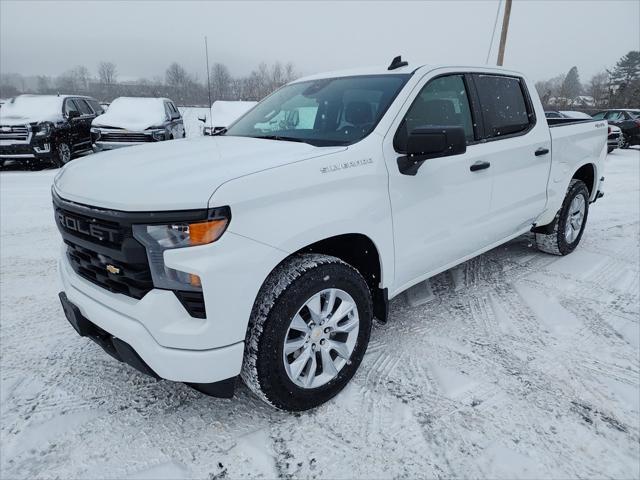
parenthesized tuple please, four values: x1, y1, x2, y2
(383, 73, 494, 292)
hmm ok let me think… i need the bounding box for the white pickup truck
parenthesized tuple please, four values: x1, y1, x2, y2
(54, 58, 606, 411)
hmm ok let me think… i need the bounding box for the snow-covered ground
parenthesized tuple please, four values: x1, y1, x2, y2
(1, 148, 638, 479)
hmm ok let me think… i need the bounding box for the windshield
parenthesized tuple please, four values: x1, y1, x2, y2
(224, 74, 410, 146)
(0, 96, 63, 120)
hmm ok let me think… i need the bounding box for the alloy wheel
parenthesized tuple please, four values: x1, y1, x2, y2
(283, 288, 359, 389)
(565, 194, 586, 243)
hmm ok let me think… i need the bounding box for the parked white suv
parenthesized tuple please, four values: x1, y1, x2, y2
(54, 58, 606, 411)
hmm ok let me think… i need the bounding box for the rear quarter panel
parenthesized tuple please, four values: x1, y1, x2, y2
(536, 120, 607, 226)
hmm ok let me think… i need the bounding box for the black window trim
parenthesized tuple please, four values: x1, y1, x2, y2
(392, 72, 483, 154)
(470, 73, 537, 143)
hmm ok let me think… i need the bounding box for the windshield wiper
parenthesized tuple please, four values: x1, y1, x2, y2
(254, 135, 309, 144)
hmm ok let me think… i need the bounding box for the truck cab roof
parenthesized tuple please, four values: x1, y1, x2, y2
(292, 62, 526, 83)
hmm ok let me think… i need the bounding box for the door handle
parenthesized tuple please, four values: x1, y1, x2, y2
(535, 147, 550, 156)
(470, 161, 490, 172)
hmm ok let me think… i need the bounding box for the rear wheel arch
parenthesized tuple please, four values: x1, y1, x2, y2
(571, 163, 596, 198)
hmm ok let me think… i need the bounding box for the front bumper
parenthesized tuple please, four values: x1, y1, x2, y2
(59, 251, 245, 384)
(57, 226, 286, 384)
(0, 140, 52, 160)
(93, 141, 145, 151)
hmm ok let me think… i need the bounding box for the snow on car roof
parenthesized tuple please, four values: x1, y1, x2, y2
(0, 94, 67, 122)
(93, 97, 170, 131)
(206, 100, 257, 127)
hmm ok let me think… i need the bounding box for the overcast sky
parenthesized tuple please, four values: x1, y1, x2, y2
(1, 0, 639, 83)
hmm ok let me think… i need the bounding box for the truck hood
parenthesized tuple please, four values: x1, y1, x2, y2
(54, 135, 345, 211)
(0, 114, 58, 126)
(92, 113, 159, 132)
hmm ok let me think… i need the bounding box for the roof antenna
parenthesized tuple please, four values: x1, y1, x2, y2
(204, 36, 213, 133)
(388, 55, 408, 71)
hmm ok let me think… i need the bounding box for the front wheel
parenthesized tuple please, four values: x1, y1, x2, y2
(535, 179, 589, 256)
(241, 254, 373, 411)
(620, 134, 630, 149)
(53, 142, 72, 167)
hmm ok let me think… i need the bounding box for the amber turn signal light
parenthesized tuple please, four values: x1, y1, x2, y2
(188, 218, 229, 246)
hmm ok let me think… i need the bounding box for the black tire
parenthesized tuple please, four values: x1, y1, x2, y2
(241, 254, 373, 411)
(621, 134, 630, 149)
(607, 146, 614, 154)
(53, 142, 72, 167)
(535, 179, 590, 256)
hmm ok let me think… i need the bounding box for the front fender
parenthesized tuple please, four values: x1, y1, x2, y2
(208, 143, 395, 289)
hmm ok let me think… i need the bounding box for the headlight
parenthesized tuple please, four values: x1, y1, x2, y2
(91, 128, 101, 140)
(132, 207, 230, 291)
(35, 122, 52, 137)
(152, 129, 166, 141)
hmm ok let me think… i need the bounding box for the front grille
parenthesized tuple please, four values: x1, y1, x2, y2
(0, 125, 29, 141)
(66, 241, 153, 299)
(100, 132, 152, 143)
(53, 193, 210, 318)
(54, 198, 154, 300)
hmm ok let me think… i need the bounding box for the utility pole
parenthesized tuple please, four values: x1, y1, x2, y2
(497, 0, 512, 66)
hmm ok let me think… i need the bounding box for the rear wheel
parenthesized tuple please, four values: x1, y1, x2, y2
(241, 254, 373, 411)
(535, 179, 589, 256)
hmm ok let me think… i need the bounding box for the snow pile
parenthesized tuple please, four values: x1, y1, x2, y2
(204, 100, 257, 128)
(0, 95, 64, 124)
(92, 97, 168, 131)
(0, 149, 639, 479)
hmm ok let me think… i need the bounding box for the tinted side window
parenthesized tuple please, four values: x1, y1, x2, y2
(64, 99, 79, 116)
(87, 99, 104, 115)
(76, 99, 93, 115)
(604, 111, 621, 120)
(394, 74, 475, 151)
(475, 75, 532, 138)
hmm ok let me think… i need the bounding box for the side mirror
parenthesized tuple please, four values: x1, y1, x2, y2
(67, 110, 80, 121)
(397, 126, 467, 176)
(198, 116, 206, 123)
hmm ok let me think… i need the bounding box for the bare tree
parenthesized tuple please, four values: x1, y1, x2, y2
(98, 62, 118, 85)
(36, 75, 51, 93)
(71, 65, 91, 91)
(210, 63, 232, 101)
(165, 62, 190, 88)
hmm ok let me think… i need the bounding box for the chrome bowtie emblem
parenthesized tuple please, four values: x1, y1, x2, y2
(106, 264, 120, 274)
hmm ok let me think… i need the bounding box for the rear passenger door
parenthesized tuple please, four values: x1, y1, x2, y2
(471, 74, 551, 241)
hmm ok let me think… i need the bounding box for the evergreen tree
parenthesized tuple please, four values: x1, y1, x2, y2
(561, 66, 582, 102)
